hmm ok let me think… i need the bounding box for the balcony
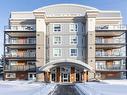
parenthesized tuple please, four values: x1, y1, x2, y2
(96, 25, 127, 31)
(5, 39, 36, 49)
(96, 38, 126, 49)
(4, 65, 36, 71)
(5, 52, 36, 61)
(6, 52, 36, 58)
(95, 25, 127, 37)
(96, 52, 126, 60)
(6, 39, 36, 45)
(96, 66, 126, 71)
(4, 25, 36, 31)
(96, 38, 125, 44)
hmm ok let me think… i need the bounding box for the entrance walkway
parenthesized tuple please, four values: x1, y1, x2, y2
(51, 84, 85, 95)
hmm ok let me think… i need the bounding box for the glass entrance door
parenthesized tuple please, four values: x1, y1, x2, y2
(61, 67, 70, 82)
(76, 73, 80, 81)
(62, 73, 69, 82)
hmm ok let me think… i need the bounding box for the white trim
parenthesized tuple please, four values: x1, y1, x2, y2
(39, 59, 94, 72)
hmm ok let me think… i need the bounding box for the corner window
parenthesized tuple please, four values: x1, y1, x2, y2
(70, 48, 78, 56)
(53, 48, 62, 57)
(53, 36, 62, 45)
(53, 24, 61, 32)
(70, 36, 78, 44)
(70, 23, 78, 32)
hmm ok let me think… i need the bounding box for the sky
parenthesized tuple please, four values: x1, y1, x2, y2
(0, 0, 127, 57)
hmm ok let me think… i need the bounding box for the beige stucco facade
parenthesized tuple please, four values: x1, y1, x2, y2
(3, 4, 127, 82)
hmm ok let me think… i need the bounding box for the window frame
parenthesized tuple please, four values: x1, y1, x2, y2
(53, 36, 62, 45)
(70, 23, 78, 32)
(70, 35, 78, 45)
(53, 48, 62, 57)
(53, 23, 61, 32)
(70, 48, 78, 57)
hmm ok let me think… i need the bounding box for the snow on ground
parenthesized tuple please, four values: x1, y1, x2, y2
(0, 80, 56, 95)
(76, 80, 127, 95)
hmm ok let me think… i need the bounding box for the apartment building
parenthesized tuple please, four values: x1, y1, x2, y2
(3, 4, 127, 82)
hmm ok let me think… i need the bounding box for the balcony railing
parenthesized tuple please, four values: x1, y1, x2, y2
(4, 65, 36, 71)
(96, 38, 125, 44)
(96, 66, 126, 71)
(96, 25, 127, 30)
(96, 53, 124, 57)
(6, 40, 36, 44)
(5, 53, 36, 58)
(96, 52, 125, 57)
(4, 25, 36, 31)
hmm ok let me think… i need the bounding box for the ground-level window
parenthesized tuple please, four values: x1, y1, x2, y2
(70, 48, 78, 56)
(6, 73, 16, 78)
(53, 48, 62, 57)
(96, 73, 101, 79)
(28, 73, 36, 80)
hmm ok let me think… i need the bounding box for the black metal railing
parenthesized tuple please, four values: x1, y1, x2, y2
(4, 25, 36, 31)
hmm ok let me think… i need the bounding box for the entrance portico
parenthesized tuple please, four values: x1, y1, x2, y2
(39, 59, 94, 83)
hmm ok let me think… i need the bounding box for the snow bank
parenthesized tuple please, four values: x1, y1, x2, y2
(0, 81, 56, 95)
(76, 80, 127, 95)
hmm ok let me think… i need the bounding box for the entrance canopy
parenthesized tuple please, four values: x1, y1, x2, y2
(39, 59, 95, 72)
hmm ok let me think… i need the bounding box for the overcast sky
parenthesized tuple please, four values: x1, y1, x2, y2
(0, 0, 127, 57)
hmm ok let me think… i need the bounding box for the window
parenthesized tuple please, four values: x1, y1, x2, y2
(10, 50, 17, 57)
(70, 48, 78, 56)
(96, 37, 103, 43)
(6, 73, 16, 78)
(96, 50, 104, 56)
(27, 50, 36, 57)
(70, 36, 78, 44)
(28, 38, 36, 44)
(53, 36, 62, 45)
(27, 61, 35, 65)
(70, 23, 78, 32)
(96, 61, 106, 69)
(53, 24, 61, 32)
(11, 38, 18, 44)
(10, 61, 17, 65)
(28, 73, 36, 80)
(53, 48, 62, 57)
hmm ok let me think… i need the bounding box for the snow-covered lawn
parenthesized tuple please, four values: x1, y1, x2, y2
(76, 80, 127, 95)
(0, 80, 56, 95)
(1, 80, 127, 95)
